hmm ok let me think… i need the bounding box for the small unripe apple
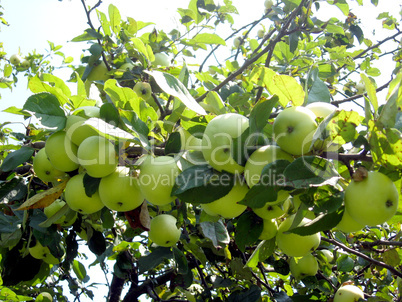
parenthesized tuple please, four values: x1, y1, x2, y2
(133, 82, 152, 100)
(356, 83, 365, 94)
(233, 37, 242, 48)
(44, 199, 77, 226)
(257, 29, 265, 39)
(65, 115, 99, 146)
(20, 59, 31, 70)
(33, 148, 67, 183)
(29, 241, 64, 265)
(87, 61, 110, 82)
(45, 131, 80, 172)
(35, 292, 53, 302)
(120, 62, 135, 71)
(264, 0, 274, 9)
(10, 54, 22, 65)
(289, 253, 319, 279)
(319, 249, 334, 263)
(152, 53, 171, 67)
(333, 284, 364, 302)
(305, 102, 337, 119)
(259, 219, 278, 240)
(148, 214, 181, 247)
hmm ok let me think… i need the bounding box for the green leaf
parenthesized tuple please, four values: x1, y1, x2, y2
(336, 254, 354, 272)
(73, 260, 87, 281)
(200, 220, 230, 248)
(145, 70, 206, 115)
(378, 72, 402, 128)
(88, 230, 106, 256)
(307, 68, 331, 104)
(228, 284, 261, 302)
(138, 247, 173, 273)
(71, 31, 99, 42)
(191, 33, 226, 45)
(249, 95, 278, 136)
(130, 37, 152, 62)
(165, 132, 181, 155)
(83, 173, 101, 197)
(97, 11, 111, 36)
(235, 212, 264, 252)
(23, 92, 66, 130)
(245, 238, 276, 268)
(273, 74, 305, 107)
(108, 4, 121, 34)
(204, 91, 227, 115)
(1, 147, 34, 172)
(28, 75, 70, 106)
(361, 74, 378, 114)
(173, 246, 189, 275)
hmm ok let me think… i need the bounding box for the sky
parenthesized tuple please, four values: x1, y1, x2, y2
(0, 0, 401, 301)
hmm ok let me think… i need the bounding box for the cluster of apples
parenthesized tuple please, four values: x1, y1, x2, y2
(9, 53, 31, 70)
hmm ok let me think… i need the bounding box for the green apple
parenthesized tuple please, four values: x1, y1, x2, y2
(335, 209, 365, 233)
(233, 37, 242, 48)
(306, 102, 337, 119)
(44, 199, 77, 226)
(77, 136, 118, 178)
(319, 249, 334, 263)
(133, 82, 152, 100)
(276, 215, 321, 257)
(29, 241, 64, 265)
(259, 219, 278, 240)
(289, 253, 319, 279)
(201, 113, 249, 174)
(64, 173, 104, 214)
(345, 171, 399, 226)
(356, 83, 366, 94)
(87, 61, 110, 82)
(208, 66, 217, 75)
(35, 292, 53, 302)
(334, 284, 364, 302)
(253, 198, 289, 220)
(20, 59, 31, 70)
(148, 214, 181, 247)
(65, 115, 99, 146)
(273, 106, 317, 156)
(201, 181, 248, 219)
(45, 131, 80, 172)
(264, 0, 273, 9)
(152, 53, 170, 67)
(73, 106, 101, 118)
(33, 148, 67, 182)
(10, 54, 22, 65)
(120, 62, 135, 71)
(257, 29, 265, 39)
(179, 128, 203, 151)
(99, 166, 144, 212)
(138, 155, 180, 206)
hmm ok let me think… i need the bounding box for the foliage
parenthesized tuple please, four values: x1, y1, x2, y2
(1, 0, 402, 301)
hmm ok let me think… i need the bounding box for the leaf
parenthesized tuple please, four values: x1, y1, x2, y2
(191, 33, 226, 45)
(28, 75, 70, 105)
(273, 74, 305, 107)
(204, 91, 227, 115)
(235, 212, 264, 252)
(336, 254, 354, 272)
(200, 220, 230, 248)
(361, 74, 378, 114)
(108, 4, 121, 34)
(83, 174, 101, 197)
(307, 68, 331, 104)
(88, 230, 106, 256)
(249, 95, 278, 136)
(16, 180, 68, 211)
(378, 72, 402, 128)
(165, 132, 181, 155)
(245, 238, 276, 268)
(145, 70, 206, 115)
(22, 92, 66, 130)
(0, 146, 34, 172)
(228, 284, 261, 302)
(173, 246, 189, 275)
(138, 247, 173, 273)
(130, 37, 152, 61)
(73, 260, 87, 281)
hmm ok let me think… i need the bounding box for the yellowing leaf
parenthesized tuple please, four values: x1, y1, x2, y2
(16, 180, 68, 211)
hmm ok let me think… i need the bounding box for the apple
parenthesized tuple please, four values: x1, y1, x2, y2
(208, 66, 217, 75)
(133, 82, 152, 100)
(152, 53, 170, 67)
(233, 37, 242, 48)
(120, 62, 135, 71)
(356, 83, 366, 94)
(273, 106, 317, 156)
(20, 59, 31, 70)
(319, 249, 334, 263)
(257, 29, 265, 39)
(35, 292, 53, 302)
(29, 241, 64, 265)
(77, 136, 118, 178)
(9, 54, 22, 65)
(65, 115, 99, 146)
(45, 131, 80, 172)
(201, 113, 249, 174)
(201, 181, 248, 219)
(148, 214, 181, 247)
(264, 0, 273, 9)
(276, 215, 321, 257)
(87, 61, 110, 82)
(33, 148, 67, 183)
(44, 199, 77, 226)
(334, 284, 365, 302)
(73, 106, 101, 118)
(289, 253, 319, 279)
(335, 209, 365, 233)
(64, 173, 104, 214)
(259, 219, 278, 240)
(179, 128, 203, 151)
(305, 102, 337, 119)
(138, 155, 180, 206)
(253, 198, 290, 220)
(345, 171, 399, 226)
(99, 166, 144, 212)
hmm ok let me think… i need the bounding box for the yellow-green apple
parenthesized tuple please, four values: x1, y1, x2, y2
(253, 198, 289, 220)
(233, 37, 242, 48)
(276, 215, 321, 257)
(345, 171, 399, 226)
(257, 29, 265, 38)
(29, 241, 64, 265)
(35, 292, 53, 302)
(259, 219, 278, 240)
(289, 253, 319, 279)
(74, 106, 101, 118)
(138, 155, 180, 206)
(272, 106, 317, 155)
(87, 61, 110, 82)
(201, 113, 249, 174)
(44, 199, 77, 226)
(33, 148, 67, 182)
(99, 166, 144, 212)
(10, 54, 22, 65)
(133, 82, 152, 100)
(77, 136, 117, 178)
(65, 115, 99, 146)
(335, 209, 365, 233)
(148, 214, 181, 247)
(152, 53, 170, 67)
(120, 62, 135, 71)
(179, 128, 203, 151)
(356, 83, 366, 94)
(319, 249, 334, 263)
(45, 131, 79, 172)
(20, 59, 31, 70)
(264, 0, 273, 9)
(64, 173, 104, 214)
(201, 181, 249, 219)
(306, 102, 337, 119)
(334, 284, 365, 302)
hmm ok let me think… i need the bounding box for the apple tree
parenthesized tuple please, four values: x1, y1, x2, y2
(1, 0, 402, 301)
